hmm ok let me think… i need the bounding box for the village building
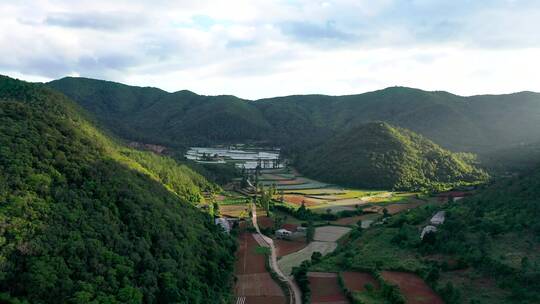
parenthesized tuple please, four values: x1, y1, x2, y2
(421, 225, 438, 239)
(275, 229, 292, 239)
(430, 211, 446, 225)
(214, 217, 232, 233)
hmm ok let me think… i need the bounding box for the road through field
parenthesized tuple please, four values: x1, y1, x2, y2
(252, 205, 302, 304)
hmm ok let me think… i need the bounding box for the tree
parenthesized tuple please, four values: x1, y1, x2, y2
(311, 251, 322, 263)
(306, 220, 315, 242)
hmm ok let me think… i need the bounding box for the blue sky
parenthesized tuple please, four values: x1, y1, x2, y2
(1, 0, 539, 99)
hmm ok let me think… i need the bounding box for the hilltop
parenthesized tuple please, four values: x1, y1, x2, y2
(295, 122, 488, 190)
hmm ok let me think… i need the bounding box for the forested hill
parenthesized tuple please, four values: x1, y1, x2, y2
(47, 77, 271, 148)
(296, 122, 488, 190)
(48, 77, 540, 156)
(0, 75, 235, 303)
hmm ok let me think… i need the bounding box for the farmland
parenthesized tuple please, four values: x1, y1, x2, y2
(307, 272, 348, 304)
(381, 271, 443, 304)
(235, 233, 286, 304)
(225, 165, 447, 304)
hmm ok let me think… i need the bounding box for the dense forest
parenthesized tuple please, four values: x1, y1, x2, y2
(295, 122, 488, 190)
(0, 76, 235, 303)
(48, 77, 540, 162)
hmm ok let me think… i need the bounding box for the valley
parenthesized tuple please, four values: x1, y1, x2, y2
(3, 2, 540, 304)
(1, 75, 539, 304)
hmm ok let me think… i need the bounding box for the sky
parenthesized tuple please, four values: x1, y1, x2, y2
(1, 0, 540, 99)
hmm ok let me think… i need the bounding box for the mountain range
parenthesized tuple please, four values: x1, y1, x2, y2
(48, 77, 540, 157)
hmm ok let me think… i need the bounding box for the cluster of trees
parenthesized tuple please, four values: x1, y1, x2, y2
(0, 76, 236, 303)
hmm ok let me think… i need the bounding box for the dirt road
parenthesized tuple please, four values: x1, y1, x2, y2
(251, 205, 302, 304)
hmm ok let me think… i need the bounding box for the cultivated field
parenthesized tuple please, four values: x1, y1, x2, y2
(381, 271, 443, 304)
(341, 272, 380, 292)
(307, 272, 349, 304)
(277, 241, 338, 276)
(235, 233, 286, 304)
(332, 214, 379, 227)
(274, 239, 307, 257)
(221, 203, 250, 218)
(314, 226, 351, 242)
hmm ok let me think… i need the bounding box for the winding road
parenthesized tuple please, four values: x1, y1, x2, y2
(251, 205, 302, 304)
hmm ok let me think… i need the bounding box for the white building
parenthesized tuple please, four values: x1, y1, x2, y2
(420, 225, 438, 239)
(215, 218, 231, 233)
(275, 229, 292, 239)
(430, 211, 446, 225)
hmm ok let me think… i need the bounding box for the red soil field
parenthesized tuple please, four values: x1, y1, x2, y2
(277, 179, 306, 185)
(237, 296, 286, 304)
(333, 215, 373, 226)
(274, 239, 307, 257)
(235, 233, 267, 274)
(257, 216, 274, 229)
(235, 233, 286, 304)
(381, 271, 443, 304)
(341, 272, 380, 292)
(283, 195, 317, 206)
(385, 201, 423, 215)
(281, 223, 298, 231)
(308, 272, 349, 304)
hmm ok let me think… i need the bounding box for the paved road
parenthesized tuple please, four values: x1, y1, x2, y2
(251, 205, 302, 304)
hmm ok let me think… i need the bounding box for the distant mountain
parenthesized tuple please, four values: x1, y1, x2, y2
(295, 122, 488, 190)
(47, 77, 271, 148)
(48, 78, 540, 159)
(0, 76, 235, 303)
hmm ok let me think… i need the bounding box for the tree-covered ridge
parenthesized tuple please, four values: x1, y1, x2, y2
(48, 77, 540, 158)
(296, 122, 488, 190)
(0, 75, 235, 303)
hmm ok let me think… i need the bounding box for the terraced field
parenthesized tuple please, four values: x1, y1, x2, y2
(277, 226, 351, 276)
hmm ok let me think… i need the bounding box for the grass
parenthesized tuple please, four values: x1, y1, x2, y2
(352, 291, 387, 304)
(277, 241, 338, 276)
(311, 227, 425, 273)
(488, 232, 540, 269)
(438, 268, 511, 304)
(255, 246, 271, 255)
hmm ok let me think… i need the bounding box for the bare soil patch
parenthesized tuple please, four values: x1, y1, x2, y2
(235, 233, 267, 274)
(274, 239, 307, 257)
(384, 201, 424, 215)
(234, 233, 286, 304)
(308, 272, 349, 304)
(381, 271, 443, 304)
(314, 226, 351, 242)
(341, 272, 380, 292)
(283, 195, 318, 206)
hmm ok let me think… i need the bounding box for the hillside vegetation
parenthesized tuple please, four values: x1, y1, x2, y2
(296, 122, 488, 190)
(48, 78, 540, 158)
(0, 76, 235, 303)
(313, 165, 540, 303)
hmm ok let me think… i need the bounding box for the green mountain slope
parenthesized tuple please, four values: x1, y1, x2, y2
(296, 122, 488, 190)
(48, 78, 540, 158)
(47, 77, 271, 147)
(0, 76, 235, 303)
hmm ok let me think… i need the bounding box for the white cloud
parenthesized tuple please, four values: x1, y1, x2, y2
(1, 0, 539, 99)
